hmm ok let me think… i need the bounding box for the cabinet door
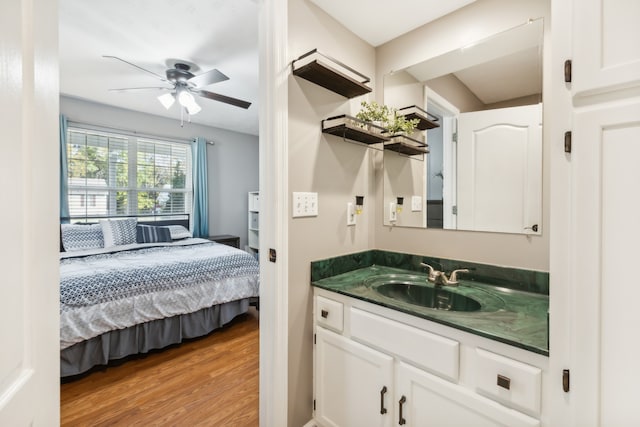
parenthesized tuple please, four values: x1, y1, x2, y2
(315, 327, 394, 427)
(571, 99, 640, 426)
(573, 0, 640, 95)
(395, 362, 539, 427)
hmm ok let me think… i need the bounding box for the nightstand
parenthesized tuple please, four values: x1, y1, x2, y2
(208, 234, 240, 248)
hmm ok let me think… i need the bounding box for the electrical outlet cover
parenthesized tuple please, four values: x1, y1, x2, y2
(347, 202, 356, 226)
(411, 196, 422, 212)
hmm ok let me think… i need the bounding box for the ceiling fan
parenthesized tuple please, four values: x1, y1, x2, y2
(103, 55, 252, 117)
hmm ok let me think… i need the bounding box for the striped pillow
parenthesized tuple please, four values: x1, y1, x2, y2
(136, 225, 172, 244)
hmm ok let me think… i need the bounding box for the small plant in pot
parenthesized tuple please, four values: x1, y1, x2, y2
(386, 111, 420, 137)
(355, 101, 390, 131)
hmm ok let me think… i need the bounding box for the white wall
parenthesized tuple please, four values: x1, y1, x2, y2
(60, 96, 258, 247)
(287, 0, 377, 425)
(375, 0, 550, 271)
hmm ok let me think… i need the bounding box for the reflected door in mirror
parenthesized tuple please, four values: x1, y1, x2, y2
(456, 103, 542, 234)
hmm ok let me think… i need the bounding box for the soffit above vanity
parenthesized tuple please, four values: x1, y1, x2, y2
(309, 0, 477, 47)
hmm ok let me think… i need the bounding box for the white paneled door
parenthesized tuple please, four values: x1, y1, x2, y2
(457, 104, 542, 234)
(572, 100, 640, 426)
(555, 0, 640, 425)
(572, 0, 640, 95)
(0, 0, 60, 424)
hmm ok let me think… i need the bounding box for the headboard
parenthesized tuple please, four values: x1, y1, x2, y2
(60, 214, 190, 252)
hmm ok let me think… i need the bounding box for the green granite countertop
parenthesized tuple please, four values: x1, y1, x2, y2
(312, 265, 549, 356)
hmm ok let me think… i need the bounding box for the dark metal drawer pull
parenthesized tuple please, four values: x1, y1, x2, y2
(380, 386, 387, 414)
(497, 374, 511, 390)
(321, 309, 329, 318)
(398, 395, 406, 425)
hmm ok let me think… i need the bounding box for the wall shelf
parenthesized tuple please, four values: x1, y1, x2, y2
(322, 115, 390, 145)
(384, 134, 429, 157)
(292, 49, 372, 99)
(247, 191, 259, 258)
(398, 105, 440, 130)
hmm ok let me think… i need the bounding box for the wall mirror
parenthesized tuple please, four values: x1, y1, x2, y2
(383, 18, 543, 234)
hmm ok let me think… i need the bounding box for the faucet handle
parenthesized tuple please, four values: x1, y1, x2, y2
(420, 263, 437, 281)
(448, 269, 469, 284)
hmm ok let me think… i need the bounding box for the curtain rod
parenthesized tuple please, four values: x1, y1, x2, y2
(66, 119, 215, 146)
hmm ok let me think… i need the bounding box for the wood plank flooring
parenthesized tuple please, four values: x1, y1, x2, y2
(60, 308, 259, 427)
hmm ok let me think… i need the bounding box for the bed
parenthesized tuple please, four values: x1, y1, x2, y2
(59, 216, 259, 378)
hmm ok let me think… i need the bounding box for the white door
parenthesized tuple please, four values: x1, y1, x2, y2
(0, 0, 60, 424)
(571, 100, 640, 426)
(395, 362, 539, 427)
(552, 0, 640, 425)
(457, 104, 542, 234)
(573, 0, 640, 95)
(315, 327, 394, 427)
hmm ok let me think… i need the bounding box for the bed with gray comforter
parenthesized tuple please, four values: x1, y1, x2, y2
(60, 238, 259, 377)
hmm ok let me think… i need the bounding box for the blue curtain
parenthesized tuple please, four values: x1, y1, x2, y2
(192, 137, 209, 237)
(60, 115, 70, 222)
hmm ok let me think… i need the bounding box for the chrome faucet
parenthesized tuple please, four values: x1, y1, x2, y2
(420, 263, 469, 287)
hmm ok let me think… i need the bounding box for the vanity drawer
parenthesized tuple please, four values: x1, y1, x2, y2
(350, 307, 459, 381)
(475, 348, 542, 417)
(315, 295, 344, 333)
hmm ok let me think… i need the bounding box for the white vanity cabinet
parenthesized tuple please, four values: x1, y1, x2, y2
(315, 327, 394, 427)
(312, 289, 547, 427)
(395, 361, 539, 427)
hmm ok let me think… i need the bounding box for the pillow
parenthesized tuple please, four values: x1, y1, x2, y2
(60, 223, 104, 252)
(136, 224, 172, 244)
(100, 218, 138, 247)
(166, 225, 193, 240)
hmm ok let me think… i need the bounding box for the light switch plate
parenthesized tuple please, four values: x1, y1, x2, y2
(292, 192, 318, 217)
(411, 196, 422, 212)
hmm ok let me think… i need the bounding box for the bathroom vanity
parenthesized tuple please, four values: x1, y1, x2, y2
(310, 251, 549, 427)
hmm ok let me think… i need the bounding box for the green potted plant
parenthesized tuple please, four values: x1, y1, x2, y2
(356, 101, 420, 136)
(355, 101, 390, 131)
(385, 111, 420, 136)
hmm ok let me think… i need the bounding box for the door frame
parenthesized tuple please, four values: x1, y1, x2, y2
(258, 0, 289, 425)
(425, 87, 459, 229)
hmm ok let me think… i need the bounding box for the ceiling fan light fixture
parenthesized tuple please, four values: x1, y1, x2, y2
(186, 101, 202, 115)
(157, 93, 175, 109)
(177, 89, 201, 115)
(178, 89, 195, 106)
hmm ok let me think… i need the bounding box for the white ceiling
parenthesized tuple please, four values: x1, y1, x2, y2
(59, 0, 259, 135)
(60, 0, 532, 136)
(406, 19, 544, 106)
(310, 0, 476, 47)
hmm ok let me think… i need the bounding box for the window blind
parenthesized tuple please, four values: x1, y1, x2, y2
(67, 127, 192, 220)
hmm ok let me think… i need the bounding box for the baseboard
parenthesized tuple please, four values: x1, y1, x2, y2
(302, 420, 318, 427)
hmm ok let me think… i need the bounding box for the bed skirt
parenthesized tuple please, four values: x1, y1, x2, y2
(61, 298, 250, 378)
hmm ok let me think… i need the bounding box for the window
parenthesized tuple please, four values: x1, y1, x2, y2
(67, 127, 192, 220)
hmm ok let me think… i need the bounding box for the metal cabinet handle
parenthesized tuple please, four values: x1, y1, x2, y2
(321, 309, 329, 318)
(380, 386, 387, 414)
(398, 395, 406, 425)
(497, 374, 511, 390)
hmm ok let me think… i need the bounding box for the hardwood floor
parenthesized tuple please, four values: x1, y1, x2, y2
(60, 308, 259, 426)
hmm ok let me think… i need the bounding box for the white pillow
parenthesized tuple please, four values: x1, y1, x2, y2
(61, 223, 104, 251)
(166, 225, 193, 240)
(100, 218, 138, 247)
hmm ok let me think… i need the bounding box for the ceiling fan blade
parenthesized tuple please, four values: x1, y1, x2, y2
(188, 69, 229, 88)
(108, 86, 172, 92)
(103, 55, 168, 82)
(195, 90, 251, 109)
